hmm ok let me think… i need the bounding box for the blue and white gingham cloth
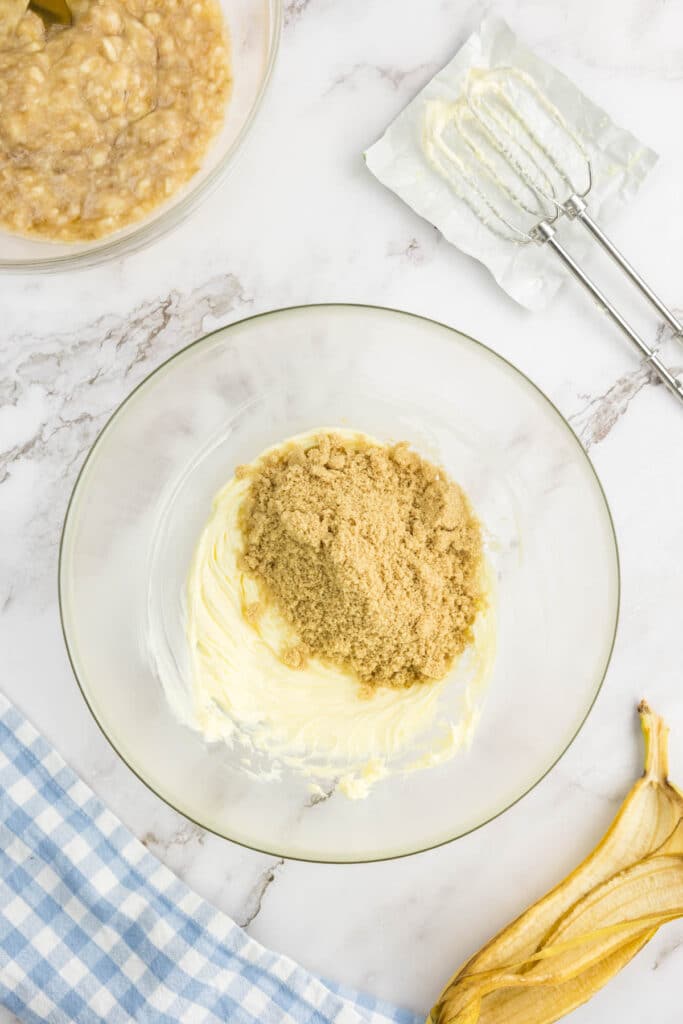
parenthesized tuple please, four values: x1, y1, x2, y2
(0, 694, 424, 1024)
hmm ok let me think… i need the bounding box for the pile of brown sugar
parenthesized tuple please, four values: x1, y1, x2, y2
(237, 432, 484, 690)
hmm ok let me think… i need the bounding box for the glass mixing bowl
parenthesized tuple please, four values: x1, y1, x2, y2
(59, 305, 619, 862)
(0, 0, 281, 272)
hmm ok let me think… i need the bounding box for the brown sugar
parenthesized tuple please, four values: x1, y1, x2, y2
(237, 432, 484, 689)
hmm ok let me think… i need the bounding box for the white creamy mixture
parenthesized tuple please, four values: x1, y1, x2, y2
(183, 430, 496, 798)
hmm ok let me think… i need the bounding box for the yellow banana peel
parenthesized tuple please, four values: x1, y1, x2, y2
(428, 702, 683, 1024)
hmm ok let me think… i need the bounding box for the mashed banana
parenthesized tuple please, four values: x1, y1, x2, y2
(0, 0, 230, 240)
(184, 430, 496, 797)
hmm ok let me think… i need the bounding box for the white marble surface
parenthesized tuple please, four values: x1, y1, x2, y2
(2, 0, 683, 1020)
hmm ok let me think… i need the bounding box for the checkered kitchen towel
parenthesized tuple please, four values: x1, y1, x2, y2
(0, 694, 423, 1024)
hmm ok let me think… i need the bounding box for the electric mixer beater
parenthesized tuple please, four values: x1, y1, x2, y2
(423, 67, 683, 403)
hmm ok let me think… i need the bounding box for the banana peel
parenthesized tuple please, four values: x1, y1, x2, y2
(428, 702, 683, 1024)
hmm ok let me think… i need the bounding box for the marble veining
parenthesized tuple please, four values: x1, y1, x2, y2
(652, 934, 683, 972)
(1, 274, 248, 608)
(305, 782, 337, 807)
(2, 0, 683, 1020)
(386, 237, 429, 264)
(325, 61, 441, 95)
(141, 822, 207, 856)
(237, 859, 286, 929)
(283, 0, 312, 28)
(569, 319, 683, 449)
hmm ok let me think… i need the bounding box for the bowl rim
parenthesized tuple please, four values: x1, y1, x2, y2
(58, 302, 621, 863)
(0, 0, 283, 273)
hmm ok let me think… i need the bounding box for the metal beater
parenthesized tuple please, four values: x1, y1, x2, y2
(423, 67, 683, 403)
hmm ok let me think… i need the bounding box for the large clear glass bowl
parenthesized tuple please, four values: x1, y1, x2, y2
(0, 0, 281, 272)
(59, 304, 620, 862)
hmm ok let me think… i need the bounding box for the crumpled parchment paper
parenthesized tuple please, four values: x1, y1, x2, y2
(365, 15, 658, 310)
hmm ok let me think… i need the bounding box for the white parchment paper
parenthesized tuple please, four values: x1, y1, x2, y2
(365, 16, 658, 310)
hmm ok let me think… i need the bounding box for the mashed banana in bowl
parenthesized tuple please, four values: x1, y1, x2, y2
(182, 429, 496, 798)
(0, 0, 230, 240)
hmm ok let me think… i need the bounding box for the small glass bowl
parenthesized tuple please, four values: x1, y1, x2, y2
(0, 0, 281, 272)
(59, 305, 620, 862)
